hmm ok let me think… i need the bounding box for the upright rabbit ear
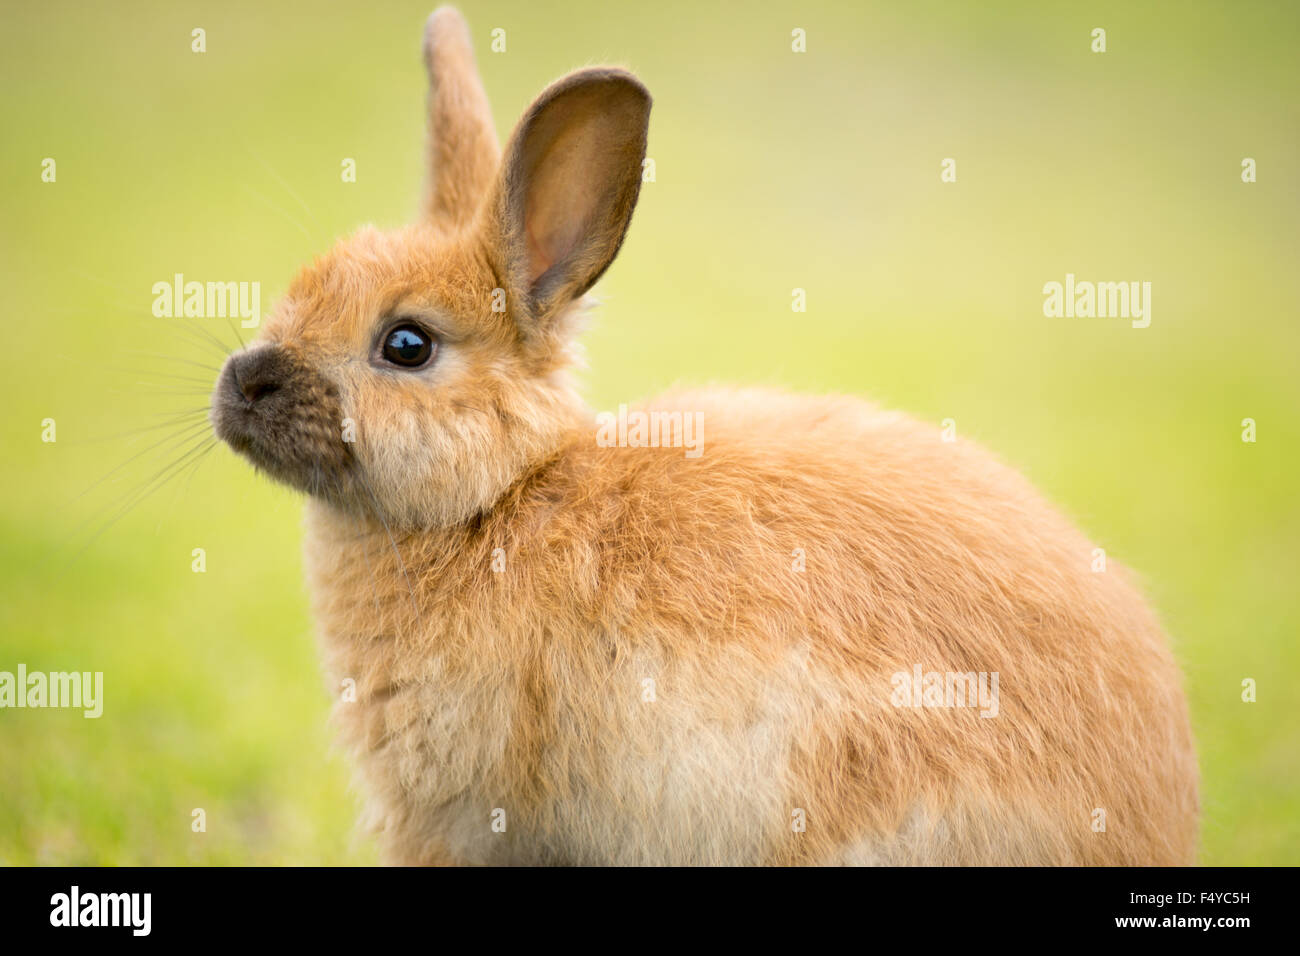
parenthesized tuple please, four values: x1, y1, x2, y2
(422, 7, 500, 230)
(484, 68, 651, 337)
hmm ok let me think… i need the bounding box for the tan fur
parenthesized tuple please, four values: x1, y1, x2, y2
(214, 8, 1198, 865)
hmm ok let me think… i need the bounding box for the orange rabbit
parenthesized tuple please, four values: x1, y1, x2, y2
(211, 7, 1198, 865)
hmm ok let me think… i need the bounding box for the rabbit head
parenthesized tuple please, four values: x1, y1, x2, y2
(211, 8, 651, 528)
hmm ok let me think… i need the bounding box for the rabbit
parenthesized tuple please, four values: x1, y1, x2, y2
(210, 6, 1198, 865)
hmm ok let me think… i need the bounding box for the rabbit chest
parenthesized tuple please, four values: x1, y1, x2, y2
(301, 500, 816, 865)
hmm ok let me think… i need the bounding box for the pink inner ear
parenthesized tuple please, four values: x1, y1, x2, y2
(522, 129, 603, 285)
(525, 209, 584, 285)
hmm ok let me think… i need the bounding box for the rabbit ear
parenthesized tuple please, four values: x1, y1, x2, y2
(484, 68, 651, 335)
(422, 7, 500, 230)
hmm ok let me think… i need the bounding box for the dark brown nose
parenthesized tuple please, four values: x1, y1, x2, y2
(227, 347, 287, 405)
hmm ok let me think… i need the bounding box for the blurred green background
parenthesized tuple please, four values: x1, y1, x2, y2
(1, 0, 1296, 864)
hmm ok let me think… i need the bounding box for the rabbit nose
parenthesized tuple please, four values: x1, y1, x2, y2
(229, 347, 285, 405)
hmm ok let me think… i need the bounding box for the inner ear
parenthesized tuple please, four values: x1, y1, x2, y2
(491, 69, 651, 325)
(521, 95, 638, 287)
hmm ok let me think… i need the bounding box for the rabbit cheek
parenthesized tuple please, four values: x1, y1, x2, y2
(211, 345, 352, 498)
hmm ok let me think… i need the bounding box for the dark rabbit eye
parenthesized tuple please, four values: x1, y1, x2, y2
(381, 324, 435, 368)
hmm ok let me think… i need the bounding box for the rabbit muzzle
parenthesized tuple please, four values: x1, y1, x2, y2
(211, 344, 354, 502)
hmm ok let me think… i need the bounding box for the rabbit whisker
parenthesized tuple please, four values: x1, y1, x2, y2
(124, 351, 224, 374)
(246, 144, 326, 239)
(76, 419, 214, 497)
(157, 319, 235, 360)
(241, 182, 314, 241)
(59, 433, 218, 570)
(72, 411, 211, 445)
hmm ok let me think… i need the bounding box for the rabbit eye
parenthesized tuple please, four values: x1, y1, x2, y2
(381, 324, 435, 368)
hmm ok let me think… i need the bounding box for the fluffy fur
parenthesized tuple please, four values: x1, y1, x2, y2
(212, 7, 1198, 865)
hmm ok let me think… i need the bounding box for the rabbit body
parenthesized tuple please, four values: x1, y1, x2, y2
(303, 386, 1198, 865)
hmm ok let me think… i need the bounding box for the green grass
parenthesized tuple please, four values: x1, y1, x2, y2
(1, 0, 1296, 865)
